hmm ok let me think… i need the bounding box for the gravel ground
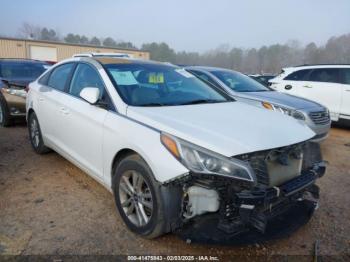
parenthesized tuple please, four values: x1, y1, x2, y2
(0, 124, 349, 260)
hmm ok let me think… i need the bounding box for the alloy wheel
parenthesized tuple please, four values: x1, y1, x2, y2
(30, 117, 40, 148)
(119, 170, 154, 227)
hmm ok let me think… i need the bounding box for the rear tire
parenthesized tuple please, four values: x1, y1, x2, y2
(0, 94, 13, 127)
(28, 112, 50, 154)
(112, 154, 166, 239)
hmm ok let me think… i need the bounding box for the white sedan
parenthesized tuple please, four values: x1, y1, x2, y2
(26, 57, 326, 240)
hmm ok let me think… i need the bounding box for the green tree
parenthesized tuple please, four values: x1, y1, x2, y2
(103, 37, 117, 47)
(80, 35, 89, 44)
(90, 37, 101, 46)
(141, 42, 176, 62)
(64, 33, 81, 44)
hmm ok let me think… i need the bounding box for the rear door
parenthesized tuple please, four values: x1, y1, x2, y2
(339, 68, 350, 119)
(56, 62, 110, 179)
(299, 68, 342, 120)
(36, 63, 75, 146)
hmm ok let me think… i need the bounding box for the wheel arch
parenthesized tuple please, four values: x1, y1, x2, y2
(110, 148, 159, 188)
(111, 148, 137, 176)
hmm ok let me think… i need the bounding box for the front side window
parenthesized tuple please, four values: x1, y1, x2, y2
(47, 63, 74, 91)
(104, 63, 230, 106)
(0, 61, 48, 79)
(284, 69, 311, 81)
(307, 68, 339, 83)
(211, 70, 270, 92)
(70, 63, 104, 98)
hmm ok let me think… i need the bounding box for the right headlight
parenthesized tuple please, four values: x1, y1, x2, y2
(261, 102, 305, 121)
(160, 133, 255, 183)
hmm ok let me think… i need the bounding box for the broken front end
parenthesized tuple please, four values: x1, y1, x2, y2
(164, 141, 325, 242)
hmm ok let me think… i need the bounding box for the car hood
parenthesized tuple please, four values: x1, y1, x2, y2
(235, 91, 324, 110)
(127, 102, 315, 157)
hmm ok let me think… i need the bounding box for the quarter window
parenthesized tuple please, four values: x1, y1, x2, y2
(69, 63, 105, 98)
(284, 69, 311, 81)
(307, 68, 339, 83)
(47, 63, 74, 91)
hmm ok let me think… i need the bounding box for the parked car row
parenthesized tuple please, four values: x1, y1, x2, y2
(23, 55, 327, 240)
(269, 64, 350, 123)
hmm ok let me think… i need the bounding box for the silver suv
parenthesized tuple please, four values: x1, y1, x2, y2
(186, 66, 331, 141)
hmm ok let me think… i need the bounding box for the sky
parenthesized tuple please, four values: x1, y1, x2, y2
(0, 0, 349, 52)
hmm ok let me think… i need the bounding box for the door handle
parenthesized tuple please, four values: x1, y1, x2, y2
(346, 90, 350, 92)
(285, 85, 292, 90)
(60, 107, 69, 115)
(303, 85, 313, 88)
(39, 97, 44, 102)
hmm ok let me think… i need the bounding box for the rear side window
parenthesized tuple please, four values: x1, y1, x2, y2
(339, 68, 350, 84)
(284, 69, 311, 81)
(69, 63, 104, 98)
(307, 68, 339, 83)
(47, 63, 74, 91)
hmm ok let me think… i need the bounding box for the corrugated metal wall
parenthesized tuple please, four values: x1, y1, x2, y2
(0, 39, 27, 58)
(0, 38, 150, 61)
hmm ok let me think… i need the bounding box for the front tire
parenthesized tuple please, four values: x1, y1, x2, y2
(113, 154, 166, 239)
(28, 112, 50, 154)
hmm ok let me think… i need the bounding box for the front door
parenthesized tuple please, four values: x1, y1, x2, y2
(340, 68, 350, 119)
(56, 63, 108, 179)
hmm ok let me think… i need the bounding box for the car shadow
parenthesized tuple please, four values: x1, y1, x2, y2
(331, 119, 350, 130)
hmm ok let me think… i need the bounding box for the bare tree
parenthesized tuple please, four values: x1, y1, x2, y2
(18, 22, 42, 39)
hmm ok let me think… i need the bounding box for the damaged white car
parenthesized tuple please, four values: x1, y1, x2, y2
(26, 57, 326, 241)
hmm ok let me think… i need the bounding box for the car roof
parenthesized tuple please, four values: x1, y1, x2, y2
(288, 64, 350, 70)
(185, 65, 235, 72)
(73, 52, 131, 58)
(92, 57, 175, 67)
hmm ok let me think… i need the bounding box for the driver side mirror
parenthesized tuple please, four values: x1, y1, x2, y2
(79, 87, 100, 104)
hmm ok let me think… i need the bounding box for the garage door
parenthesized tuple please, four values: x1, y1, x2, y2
(29, 45, 57, 62)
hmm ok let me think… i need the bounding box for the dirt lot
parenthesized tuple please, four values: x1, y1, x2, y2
(0, 124, 349, 259)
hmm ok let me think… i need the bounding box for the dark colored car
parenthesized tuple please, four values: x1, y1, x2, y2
(249, 74, 275, 86)
(0, 59, 51, 126)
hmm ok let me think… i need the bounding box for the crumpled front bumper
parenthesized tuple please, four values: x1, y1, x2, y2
(176, 162, 326, 244)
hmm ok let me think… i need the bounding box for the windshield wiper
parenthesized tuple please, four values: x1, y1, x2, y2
(178, 99, 226, 105)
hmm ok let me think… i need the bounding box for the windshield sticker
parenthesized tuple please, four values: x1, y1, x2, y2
(148, 73, 164, 84)
(110, 71, 138, 85)
(175, 68, 194, 78)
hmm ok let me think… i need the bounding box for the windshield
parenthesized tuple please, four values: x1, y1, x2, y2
(105, 63, 231, 106)
(211, 70, 270, 92)
(0, 61, 48, 79)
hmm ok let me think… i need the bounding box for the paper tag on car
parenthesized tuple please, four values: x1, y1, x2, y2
(149, 73, 164, 84)
(175, 68, 194, 78)
(110, 71, 138, 85)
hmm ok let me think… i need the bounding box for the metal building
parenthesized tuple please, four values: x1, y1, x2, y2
(0, 37, 150, 61)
